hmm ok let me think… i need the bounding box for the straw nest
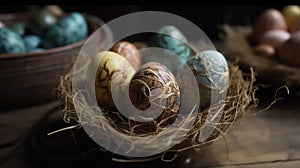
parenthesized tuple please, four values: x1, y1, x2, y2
(57, 47, 258, 162)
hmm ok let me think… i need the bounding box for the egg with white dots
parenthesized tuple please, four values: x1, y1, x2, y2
(186, 50, 229, 107)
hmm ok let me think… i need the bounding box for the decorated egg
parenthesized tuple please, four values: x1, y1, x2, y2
(252, 9, 287, 42)
(91, 51, 136, 111)
(111, 41, 141, 69)
(9, 23, 26, 36)
(42, 12, 88, 49)
(0, 27, 26, 54)
(129, 62, 180, 126)
(23, 35, 42, 51)
(28, 9, 57, 35)
(149, 25, 194, 62)
(186, 50, 229, 107)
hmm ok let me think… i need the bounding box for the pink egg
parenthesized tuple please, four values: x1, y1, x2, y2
(252, 9, 287, 42)
(0, 21, 5, 28)
(254, 44, 276, 58)
(260, 30, 290, 50)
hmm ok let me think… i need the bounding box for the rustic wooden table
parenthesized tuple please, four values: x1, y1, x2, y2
(1, 93, 300, 168)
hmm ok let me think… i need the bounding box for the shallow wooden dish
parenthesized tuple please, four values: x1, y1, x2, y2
(0, 12, 106, 107)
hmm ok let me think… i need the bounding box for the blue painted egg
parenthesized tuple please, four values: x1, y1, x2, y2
(186, 50, 229, 107)
(23, 35, 41, 51)
(0, 27, 26, 54)
(42, 12, 88, 49)
(150, 25, 194, 62)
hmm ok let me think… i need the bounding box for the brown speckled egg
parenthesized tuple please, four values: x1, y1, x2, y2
(92, 51, 136, 110)
(252, 9, 287, 42)
(129, 62, 180, 126)
(278, 31, 300, 67)
(254, 44, 276, 58)
(260, 30, 290, 50)
(112, 41, 141, 70)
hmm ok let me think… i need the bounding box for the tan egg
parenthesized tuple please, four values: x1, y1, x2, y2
(90, 51, 136, 111)
(252, 9, 287, 42)
(129, 62, 180, 127)
(282, 5, 300, 32)
(278, 31, 300, 67)
(260, 30, 290, 50)
(254, 44, 276, 58)
(112, 41, 141, 70)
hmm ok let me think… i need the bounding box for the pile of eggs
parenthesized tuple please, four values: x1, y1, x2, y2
(0, 6, 88, 54)
(251, 5, 300, 67)
(91, 25, 229, 132)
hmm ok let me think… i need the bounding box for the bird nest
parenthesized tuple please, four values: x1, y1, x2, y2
(57, 53, 258, 162)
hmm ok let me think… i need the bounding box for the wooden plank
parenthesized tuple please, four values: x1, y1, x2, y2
(213, 159, 300, 168)
(177, 98, 300, 167)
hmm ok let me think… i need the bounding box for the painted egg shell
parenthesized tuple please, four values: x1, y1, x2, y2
(129, 62, 180, 127)
(112, 41, 141, 69)
(0, 27, 26, 54)
(42, 12, 88, 49)
(92, 51, 136, 111)
(9, 23, 26, 36)
(28, 9, 57, 35)
(23, 35, 42, 51)
(186, 50, 229, 107)
(150, 25, 194, 62)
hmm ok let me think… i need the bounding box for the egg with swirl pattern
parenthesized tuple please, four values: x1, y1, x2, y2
(186, 50, 229, 108)
(90, 51, 136, 111)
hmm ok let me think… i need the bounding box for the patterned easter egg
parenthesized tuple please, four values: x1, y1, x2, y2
(42, 12, 88, 49)
(186, 50, 229, 107)
(0, 27, 26, 54)
(112, 41, 141, 69)
(149, 25, 194, 62)
(91, 51, 136, 111)
(23, 35, 42, 51)
(129, 62, 180, 120)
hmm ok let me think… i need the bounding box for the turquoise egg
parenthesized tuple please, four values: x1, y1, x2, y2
(42, 12, 88, 49)
(186, 50, 229, 107)
(0, 27, 26, 54)
(27, 48, 44, 52)
(9, 22, 26, 36)
(149, 25, 194, 62)
(23, 35, 42, 51)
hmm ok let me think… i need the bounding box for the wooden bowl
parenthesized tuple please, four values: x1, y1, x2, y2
(0, 12, 108, 107)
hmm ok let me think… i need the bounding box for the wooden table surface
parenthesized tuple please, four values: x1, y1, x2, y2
(1, 94, 300, 168)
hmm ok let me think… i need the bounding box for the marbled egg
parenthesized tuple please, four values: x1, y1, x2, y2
(111, 41, 141, 69)
(149, 25, 194, 62)
(23, 35, 42, 51)
(0, 27, 26, 54)
(92, 51, 136, 110)
(42, 12, 88, 49)
(186, 50, 229, 107)
(9, 23, 26, 36)
(28, 9, 57, 35)
(129, 62, 180, 125)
